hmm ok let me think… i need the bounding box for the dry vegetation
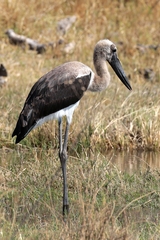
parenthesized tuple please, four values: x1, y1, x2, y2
(0, 0, 160, 239)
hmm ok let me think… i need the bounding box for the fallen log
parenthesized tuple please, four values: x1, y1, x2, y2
(5, 29, 46, 54)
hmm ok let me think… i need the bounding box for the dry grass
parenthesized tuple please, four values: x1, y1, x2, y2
(0, 0, 160, 239)
(1, 147, 160, 239)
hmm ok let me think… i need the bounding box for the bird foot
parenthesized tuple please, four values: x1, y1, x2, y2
(62, 204, 69, 222)
(63, 204, 69, 215)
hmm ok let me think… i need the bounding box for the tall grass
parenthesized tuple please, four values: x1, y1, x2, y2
(0, 0, 160, 239)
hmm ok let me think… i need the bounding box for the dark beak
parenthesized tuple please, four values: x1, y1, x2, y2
(109, 52, 132, 90)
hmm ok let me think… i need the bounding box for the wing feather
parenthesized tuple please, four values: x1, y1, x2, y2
(12, 62, 92, 143)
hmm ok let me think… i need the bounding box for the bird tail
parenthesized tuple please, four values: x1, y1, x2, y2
(12, 107, 36, 144)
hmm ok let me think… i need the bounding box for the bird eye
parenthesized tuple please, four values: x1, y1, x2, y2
(111, 44, 116, 52)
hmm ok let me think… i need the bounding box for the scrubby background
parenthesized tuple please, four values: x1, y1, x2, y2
(0, 0, 160, 239)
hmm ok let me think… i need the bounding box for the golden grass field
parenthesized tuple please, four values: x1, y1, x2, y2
(0, 0, 160, 239)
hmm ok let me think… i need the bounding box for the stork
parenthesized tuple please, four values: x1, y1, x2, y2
(12, 39, 132, 217)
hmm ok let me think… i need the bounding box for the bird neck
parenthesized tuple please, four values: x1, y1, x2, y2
(88, 52, 111, 92)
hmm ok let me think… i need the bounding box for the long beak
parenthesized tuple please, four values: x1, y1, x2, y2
(109, 52, 132, 90)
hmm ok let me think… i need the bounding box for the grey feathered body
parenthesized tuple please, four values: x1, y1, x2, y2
(12, 61, 92, 143)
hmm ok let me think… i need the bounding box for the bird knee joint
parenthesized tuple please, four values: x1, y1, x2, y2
(60, 150, 67, 163)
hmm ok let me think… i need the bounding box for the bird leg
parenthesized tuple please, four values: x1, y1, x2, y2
(58, 119, 70, 217)
(58, 118, 63, 155)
